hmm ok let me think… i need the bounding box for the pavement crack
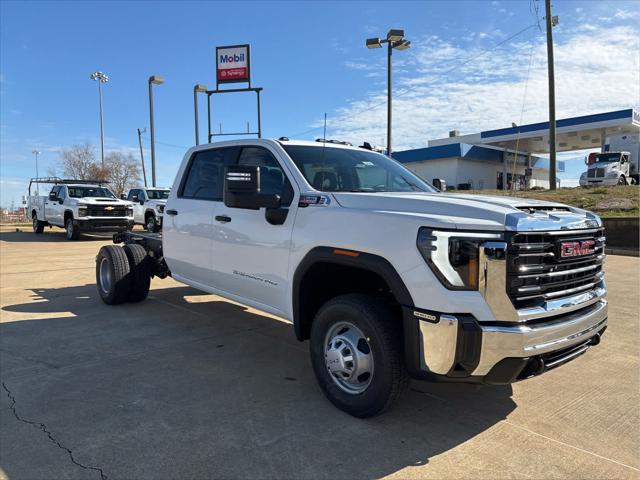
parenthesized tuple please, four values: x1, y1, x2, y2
(2, 381, 108, 480)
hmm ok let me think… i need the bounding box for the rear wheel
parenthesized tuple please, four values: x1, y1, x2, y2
(123, 243, 151, 302)
(96, 245, 131, 305)
(65, 217, 80, 240)
(32, 214, 44, 234)
(309, 294, 408, 418)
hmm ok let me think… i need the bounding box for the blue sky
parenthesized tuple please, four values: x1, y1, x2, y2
(1, 0, 639, 206)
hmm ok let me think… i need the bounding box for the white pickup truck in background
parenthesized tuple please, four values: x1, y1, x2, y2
(124, 187, 170, 232)
(28, 178, 134, 240)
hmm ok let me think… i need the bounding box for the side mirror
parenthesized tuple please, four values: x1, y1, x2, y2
(49, 192, 57, 201)
(120, 194, 127, 200)
(224, 165, 281, 210)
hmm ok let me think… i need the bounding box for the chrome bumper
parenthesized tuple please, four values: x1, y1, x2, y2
(473, 299, 607, 375)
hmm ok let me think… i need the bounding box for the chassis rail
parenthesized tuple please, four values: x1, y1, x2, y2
(113, 230, 169, 278)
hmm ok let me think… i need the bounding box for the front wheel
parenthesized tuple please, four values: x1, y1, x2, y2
(309, 294, 408, 418)
(32, 214, 44, 234)
(65, 218, 80, 240)
(618, 175, 627, 186)
(145, 214, 159, 233)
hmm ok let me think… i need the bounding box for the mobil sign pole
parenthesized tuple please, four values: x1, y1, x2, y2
(202, 44, 263, 143)
(216, 44, 251, 87)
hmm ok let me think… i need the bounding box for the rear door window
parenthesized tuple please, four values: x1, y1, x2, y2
(180, 148, 235, 201)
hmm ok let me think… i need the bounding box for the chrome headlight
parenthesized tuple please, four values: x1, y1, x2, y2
(417, 228, 502, 290)
(77, 205, 88, 216)
(126, 207, 134, 216)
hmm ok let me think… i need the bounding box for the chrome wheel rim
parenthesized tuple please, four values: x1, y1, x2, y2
(146, 217, 155, 232)
(99, 257, 112, 294)
(324, 321, 374, 395)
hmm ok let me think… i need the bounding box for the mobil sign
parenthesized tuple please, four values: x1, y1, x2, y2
(216, 44, 251, 84)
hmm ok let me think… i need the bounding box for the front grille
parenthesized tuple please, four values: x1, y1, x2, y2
(85, 205, 129, 217)
(587, 168, 605, 178)
(507, 229, 605, 309)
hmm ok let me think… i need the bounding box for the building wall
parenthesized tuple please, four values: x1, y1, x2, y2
(405, 157, 552, 190)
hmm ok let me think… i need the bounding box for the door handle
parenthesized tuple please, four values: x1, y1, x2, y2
(215, 215, 232, 223)
(166, 209, 178, 216)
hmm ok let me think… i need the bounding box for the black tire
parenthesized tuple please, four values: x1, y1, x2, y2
(145, 214, 158, 233)
(96, 245, 131, 305)
(32, 214, 44, 234)
(309, 294, 408, 418)
(65, 217, 80, 240)
(618, 175, 627, 186)
(123, 243, 151, 302)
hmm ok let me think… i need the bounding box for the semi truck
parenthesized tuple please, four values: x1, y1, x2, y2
(28, 178, 134, 240)
(95, 139, 607, 417)
(580, 133, 639, 187)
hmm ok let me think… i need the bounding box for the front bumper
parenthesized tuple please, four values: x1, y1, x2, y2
(75, 218, 134, 232)
(404, 300, 607, 384)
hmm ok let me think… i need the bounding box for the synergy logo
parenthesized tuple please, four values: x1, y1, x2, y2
(216, 45, 250, 83)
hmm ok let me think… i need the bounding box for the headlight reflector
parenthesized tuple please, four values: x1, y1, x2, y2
(417, 228, 502, 290)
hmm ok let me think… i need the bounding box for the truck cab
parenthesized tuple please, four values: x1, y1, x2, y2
(28, 179, 134, 240)
(125, 187, 170, 232)
(580, 151, 636, 187)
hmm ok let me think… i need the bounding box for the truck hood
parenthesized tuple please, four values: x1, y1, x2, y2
(75, 198, 131, 205)
(331, 192, 601, 231)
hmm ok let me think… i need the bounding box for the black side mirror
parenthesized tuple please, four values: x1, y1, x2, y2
(120, 194, 127, 200)
(139, 199, 145, 205)
(49, 192, 57, 201)
(224, 165, 281, 210)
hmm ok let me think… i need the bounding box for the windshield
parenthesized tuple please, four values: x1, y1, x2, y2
(67, 186, 115, 198)
(283, 145, 436, 193)
(146, 189, 170, 200)
(595, 153, 622, 163)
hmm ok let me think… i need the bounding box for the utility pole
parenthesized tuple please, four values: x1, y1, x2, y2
(137, 128, 148, 187)
(387, 40, 393, 156)
(545, 0, 557, 190)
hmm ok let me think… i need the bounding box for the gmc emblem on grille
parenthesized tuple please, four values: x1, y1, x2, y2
(560, 240, 595, 258)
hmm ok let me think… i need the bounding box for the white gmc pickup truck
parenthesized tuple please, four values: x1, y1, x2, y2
(95, 139, 607, 417)
(28, 179, 134, 240)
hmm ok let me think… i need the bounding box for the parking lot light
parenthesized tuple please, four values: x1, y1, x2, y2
(193, 84, 208, 145)
(148, 75, 164, 187)
(366, 38, 382, 49)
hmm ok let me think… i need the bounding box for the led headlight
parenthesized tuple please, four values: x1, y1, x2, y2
(126, 207, 134, 216)
(77, 205, 88, 217)
(417, 228, 502, 290)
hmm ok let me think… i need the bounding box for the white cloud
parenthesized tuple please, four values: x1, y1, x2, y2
(613, 8, 639, 20)
(320, 25, 640, 152)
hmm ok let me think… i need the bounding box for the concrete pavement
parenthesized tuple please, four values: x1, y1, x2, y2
(0, 227, 638, 479)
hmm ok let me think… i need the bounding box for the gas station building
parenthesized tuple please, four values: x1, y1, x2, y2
(393, 108, 640, 190)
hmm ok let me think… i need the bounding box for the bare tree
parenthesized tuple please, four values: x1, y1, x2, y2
(104, 151, 141, 198)
(59, 143, 107, 180)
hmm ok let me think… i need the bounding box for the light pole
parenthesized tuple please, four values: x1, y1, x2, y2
(148, 75, 164, 187)
(366, 29, 410, 156)
(193, 84, 208, 145)
(32, 150, 41, 194)
(545, 0, 559, 190)
(90, 71, 109, 166)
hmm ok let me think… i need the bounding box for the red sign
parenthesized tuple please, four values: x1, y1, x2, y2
(560, 240, 595, 258)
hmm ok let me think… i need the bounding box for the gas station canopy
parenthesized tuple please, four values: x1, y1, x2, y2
(430, 109, 640, 154)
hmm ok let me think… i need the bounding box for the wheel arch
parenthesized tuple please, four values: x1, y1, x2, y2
(64, 209, 74, 222)
(292, 247, 414, 341)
